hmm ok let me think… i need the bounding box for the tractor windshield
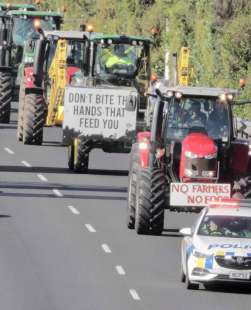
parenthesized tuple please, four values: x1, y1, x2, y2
(165, 97, 230, 141)
(13, 17, 57, 47)
(95, 42, 145, 79)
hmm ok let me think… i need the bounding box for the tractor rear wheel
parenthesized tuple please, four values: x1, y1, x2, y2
(126, 144, 139, 229)
(0, 72, 12, 123)
(17, 78, 25, 141)
(135, 167, 165, 235)
(23, 94, 45, 145)
(68, 138, 90, 173)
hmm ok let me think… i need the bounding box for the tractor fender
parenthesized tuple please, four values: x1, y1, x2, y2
(137, 131, 151, 168)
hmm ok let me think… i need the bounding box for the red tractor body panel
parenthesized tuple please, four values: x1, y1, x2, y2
(24, 67, 34, 88)
(137, 131, 151, 168)
(66, 66, 80, 84)
(180, 133, 217, 181)
(231, 142, 249, 174)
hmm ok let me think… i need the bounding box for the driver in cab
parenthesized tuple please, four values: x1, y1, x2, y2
(101, 45, 134, 73)
(184, 102, 207, 126)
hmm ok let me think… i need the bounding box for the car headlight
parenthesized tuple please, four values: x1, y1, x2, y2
(185, 151, 198, 159)
(192, 249, 209, 258)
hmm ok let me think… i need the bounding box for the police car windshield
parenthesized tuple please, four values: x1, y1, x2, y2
(198, 215, 251, 238)
(13, 17, 56, 46)
(165, 97, 230, 141)
(95, 43, 144, 78)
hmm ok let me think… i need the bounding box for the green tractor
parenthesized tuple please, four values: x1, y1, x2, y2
(0, 8, 63, 123)
(62, 34, 152, 172)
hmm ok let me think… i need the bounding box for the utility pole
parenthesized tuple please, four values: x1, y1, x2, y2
(164, 17, 169, 82)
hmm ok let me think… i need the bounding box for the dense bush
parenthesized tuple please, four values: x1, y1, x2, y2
(26, 0, 251, 115)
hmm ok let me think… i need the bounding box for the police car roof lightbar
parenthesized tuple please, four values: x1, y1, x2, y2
(209, 198, 251, 209)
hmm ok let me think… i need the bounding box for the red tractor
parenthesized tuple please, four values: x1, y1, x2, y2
(127, 86, 251, 235)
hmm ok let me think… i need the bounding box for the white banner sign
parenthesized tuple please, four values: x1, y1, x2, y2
(170, 183, 231, 207)
(63, 86, 137, 139)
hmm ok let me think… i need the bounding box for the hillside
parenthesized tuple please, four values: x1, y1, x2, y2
(26, 0, 251, 117)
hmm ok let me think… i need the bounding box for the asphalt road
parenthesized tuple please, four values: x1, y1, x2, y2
(0, 105, 250, 310)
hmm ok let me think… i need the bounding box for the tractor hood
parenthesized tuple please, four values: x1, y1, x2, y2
(182, 132, 217, 157)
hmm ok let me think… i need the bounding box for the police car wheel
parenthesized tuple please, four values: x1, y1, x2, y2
(186, 277, 199, 290)
(181, 265, 186, 283)
(185, 264, 199, 290)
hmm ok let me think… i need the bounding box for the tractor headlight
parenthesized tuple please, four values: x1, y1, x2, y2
(184, 168, 198, 177)
(185, 151, 198, 159)
(202, 170, 215, 177)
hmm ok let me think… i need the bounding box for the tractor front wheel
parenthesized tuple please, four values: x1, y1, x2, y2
(17, 78, 25, 141)
(135, 167, 165, 235)
(68, 138, 90, 173)
(0, 72, 12, 123)
(23, 94, 45, 145)
(126, 144, 139, 229)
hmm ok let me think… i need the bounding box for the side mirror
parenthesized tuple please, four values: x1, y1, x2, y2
(180, 227, 192, 236)
(125, 95, 137, 112)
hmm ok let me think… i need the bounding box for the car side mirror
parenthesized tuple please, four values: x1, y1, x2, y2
(125, 95, 137, 112)
(180, 227, 192, 236)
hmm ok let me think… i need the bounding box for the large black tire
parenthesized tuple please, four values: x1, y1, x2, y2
(0, 72, 12, 123)
(126, 144, 139, 229)
(135, 167, 165, 235)
(23, 94, 45, 145)
(68, 139, 90, 173)
(17, 77, 25, 141)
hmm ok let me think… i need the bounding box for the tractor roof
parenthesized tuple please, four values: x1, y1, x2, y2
(7, 10, 63, 18)
(91, 34, 153, 44)
(0, 3, 36, 10)
(165, 86, 238, 97)
(44, 30, 92, 40)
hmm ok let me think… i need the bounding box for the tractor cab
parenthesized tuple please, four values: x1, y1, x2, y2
(161, 87, 236, 182)
(8, 10, 63, 68)
(0, 3, 36, 11)
(90, 34, 152, 92)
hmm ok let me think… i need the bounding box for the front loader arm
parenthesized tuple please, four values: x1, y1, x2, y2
(46, 39, 67, 126)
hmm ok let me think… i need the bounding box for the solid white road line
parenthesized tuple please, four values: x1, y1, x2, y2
(21, 160, 32, 167)
(101, 244, 112, 253)
(85, 224, 96, 233)
(68, 205, 80, 215)
(37, 174, 48, 182)
(129, 289, 141, 301)
(4, 147, 14, 155)
(115, 265, 126, 275)
(52, 189, 63, 197)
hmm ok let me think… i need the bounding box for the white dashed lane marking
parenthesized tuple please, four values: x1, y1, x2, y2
(115, 265, 126, 275)
(52, 189, 63, 197)
(4, 147, 14, 155)
(37, 174, 48, 182)
(129, 289, 141, 301)
(68, 205, 80, 215)
(101, 244, 112, 253)
(21, 160, 32, 167)
(85, 224, 96, 233)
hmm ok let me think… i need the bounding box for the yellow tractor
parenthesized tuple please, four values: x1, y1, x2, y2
(18, 30, 91, 145)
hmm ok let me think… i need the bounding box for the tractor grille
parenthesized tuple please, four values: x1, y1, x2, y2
(215, 256, 251, 270)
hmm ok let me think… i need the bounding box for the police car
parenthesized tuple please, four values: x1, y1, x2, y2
(180, 199, 251, 289)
